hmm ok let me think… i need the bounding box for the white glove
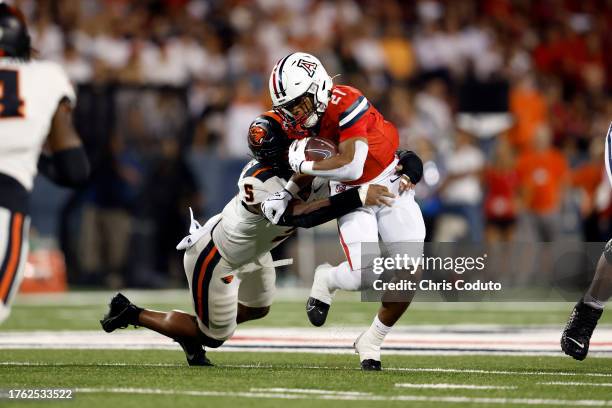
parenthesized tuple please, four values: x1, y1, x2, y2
(261, 189, 293, 224)
(288, 138, 309, 173)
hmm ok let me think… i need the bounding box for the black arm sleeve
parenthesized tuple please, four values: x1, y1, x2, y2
(38, 146, 90, 187)
(277, 187, 363, 228)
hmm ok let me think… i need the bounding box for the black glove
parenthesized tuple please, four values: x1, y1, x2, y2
(396, 150, 423, 184)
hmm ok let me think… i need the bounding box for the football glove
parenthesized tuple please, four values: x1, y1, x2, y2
(288, 138, 309, 173)
(396, 150, 423, 184)
(261, 189, 293, 224)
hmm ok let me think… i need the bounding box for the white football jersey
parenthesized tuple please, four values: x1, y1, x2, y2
(212, 160, 329, 267)
(0, 59, 76, 191)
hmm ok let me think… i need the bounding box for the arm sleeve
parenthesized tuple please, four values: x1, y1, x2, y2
(301, 140, 368, 181)
(277, 187, 363, 228)
(38, 146, 90, 187)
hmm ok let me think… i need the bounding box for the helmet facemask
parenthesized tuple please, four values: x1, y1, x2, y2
(275, 83, 323, 129)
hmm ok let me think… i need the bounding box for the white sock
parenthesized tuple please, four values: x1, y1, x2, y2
(366, 315, 392, 345)
(584, 294, 605, 310)
(328, 261, 362, 292)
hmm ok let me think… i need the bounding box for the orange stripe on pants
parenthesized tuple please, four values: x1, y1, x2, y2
(197, 246, 218, 321)
(0, 213, 23, 302)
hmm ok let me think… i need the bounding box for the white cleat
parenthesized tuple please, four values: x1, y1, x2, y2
(354, 331, 382, 371)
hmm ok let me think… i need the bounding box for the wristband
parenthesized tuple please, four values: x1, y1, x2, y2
(300, 161, 315, 174)
(285, 180, 300, 197)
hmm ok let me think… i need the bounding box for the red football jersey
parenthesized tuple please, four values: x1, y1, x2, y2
(316, 85, 398, 184)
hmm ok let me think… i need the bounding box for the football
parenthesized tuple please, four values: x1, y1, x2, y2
(304, 137, 338, 161)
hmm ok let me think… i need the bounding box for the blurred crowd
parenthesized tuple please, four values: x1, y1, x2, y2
(18, 0, 612, 287)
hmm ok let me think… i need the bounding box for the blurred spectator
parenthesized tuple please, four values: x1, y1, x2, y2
(507, 74, 547, 152)
(572, 138, 605, 241)
(438, 129, 485, 242)
(224, 79, 265, 159)
(483, 136, 519, 242)
(79, 134, 144, 288)
(516, 125, 569, 242)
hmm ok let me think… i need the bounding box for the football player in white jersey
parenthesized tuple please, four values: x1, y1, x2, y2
(561, 121, 612, 360)
(0, 4, 89, 324)
(100, 111, 406, 366)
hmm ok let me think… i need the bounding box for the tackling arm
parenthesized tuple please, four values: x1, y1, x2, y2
(262, 184, 393, 228)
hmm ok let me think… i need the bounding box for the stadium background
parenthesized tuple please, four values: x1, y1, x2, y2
(17, 0, 612, 291)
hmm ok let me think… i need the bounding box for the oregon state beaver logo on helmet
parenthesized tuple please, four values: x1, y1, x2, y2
(248, 125, 266, 147)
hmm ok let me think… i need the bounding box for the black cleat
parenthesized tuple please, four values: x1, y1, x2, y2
(100, 293, 142, 333)
(360, 359, 382, 371)
(175, 337, 213, 366)
(561, 299, 603, 361)
(306, 297, 330, 327)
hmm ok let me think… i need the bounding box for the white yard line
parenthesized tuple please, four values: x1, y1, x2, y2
(73, 387, 612, 406)
(539, 382, 612, 387)
(395, 383, 517, 390)
(250, 388, 371, 395)
(3, 361, 612, 379)
(388, 368, 612, 378)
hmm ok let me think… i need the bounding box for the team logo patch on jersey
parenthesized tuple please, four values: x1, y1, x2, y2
(297, 59, 317, 77)
(221, 275, 234, 284)
(335, 184, 347, 193)
(248, 125, 266, 146)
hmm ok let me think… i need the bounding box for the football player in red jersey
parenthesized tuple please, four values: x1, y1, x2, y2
(263, 52, 426, 370)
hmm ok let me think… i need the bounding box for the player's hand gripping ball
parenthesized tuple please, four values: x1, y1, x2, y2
(261, 189, 293, 224)
(289, 137, 339, 174)
(288, 138, 308, 173)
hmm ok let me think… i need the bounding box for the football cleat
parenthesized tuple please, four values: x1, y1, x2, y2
(100, 293, 142, 333)
(306, 263, 335, 327)
(561, 299, 603, 361)
(354, 331, 382, 371)
(360, 359, 382, 371)
(175, 337, 213, 367)
(305, 297, 330, 327)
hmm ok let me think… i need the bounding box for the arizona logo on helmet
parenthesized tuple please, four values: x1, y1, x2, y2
(297, 59, 317, 77)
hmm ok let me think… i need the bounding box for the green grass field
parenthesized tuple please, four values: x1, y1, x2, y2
(1, 291, 612, 407)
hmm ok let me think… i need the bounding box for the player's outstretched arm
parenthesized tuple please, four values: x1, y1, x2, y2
(262, 184, 394, 228)
(38, 98, 90, 187)
(290, 137, 368, 181)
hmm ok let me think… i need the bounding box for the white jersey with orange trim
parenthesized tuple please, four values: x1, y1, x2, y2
(0, 59, 75, 191)
(211, 159, 328, 267)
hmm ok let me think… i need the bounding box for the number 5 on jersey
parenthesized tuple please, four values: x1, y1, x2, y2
(0, 70, 24, 118)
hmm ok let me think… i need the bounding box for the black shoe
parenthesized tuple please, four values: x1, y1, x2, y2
(561, 299, 603, 361)
(100, 293, 142, 333)
(360, 359, 382, 371)
(306, 297, 330, 327)
(175, 337, 213, 366)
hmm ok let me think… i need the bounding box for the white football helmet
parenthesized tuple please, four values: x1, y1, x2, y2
(269, 52, 333, 129)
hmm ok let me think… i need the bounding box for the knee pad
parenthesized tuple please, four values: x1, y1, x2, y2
(604, 239, 612, 264)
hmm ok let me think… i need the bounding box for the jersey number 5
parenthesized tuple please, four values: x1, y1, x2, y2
(244, 184, 254, 202)
(0, 70, 24, 118)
